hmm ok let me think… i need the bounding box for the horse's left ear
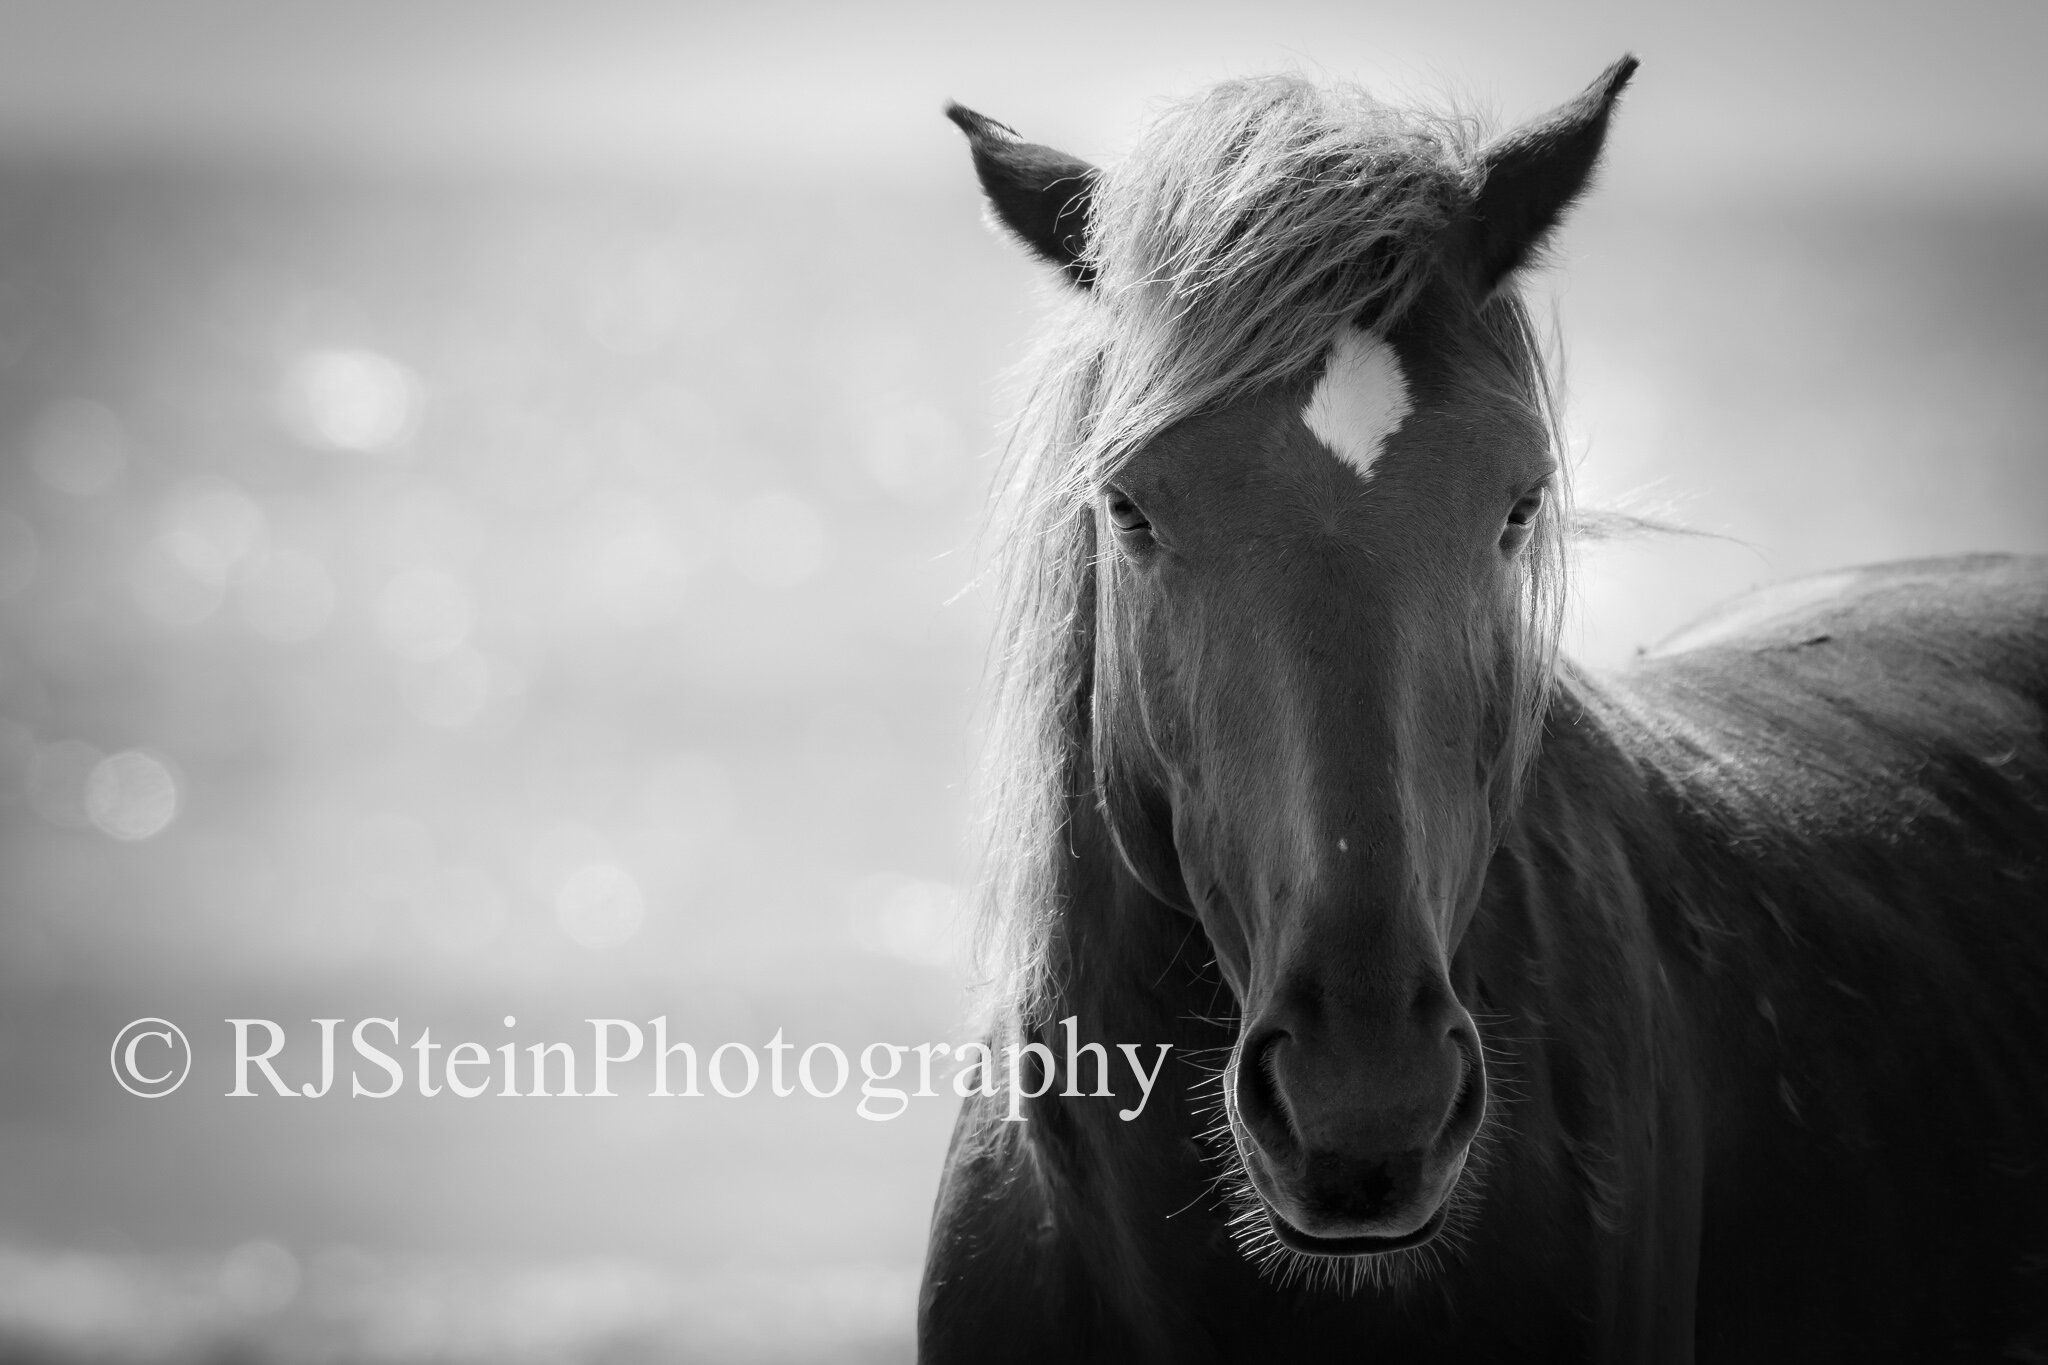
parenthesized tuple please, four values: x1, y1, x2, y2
(946, 103, 1099, 288)
(1451, 55, 1639, 299)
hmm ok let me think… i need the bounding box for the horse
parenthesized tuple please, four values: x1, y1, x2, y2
(919, 57, 2048, 1363)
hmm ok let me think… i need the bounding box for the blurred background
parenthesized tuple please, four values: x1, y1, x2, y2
(0, 2, 2042, 1361)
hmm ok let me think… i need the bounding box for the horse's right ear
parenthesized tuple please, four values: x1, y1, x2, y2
(1448, 55, 1638, 300)
(946, 103, 1098, 288)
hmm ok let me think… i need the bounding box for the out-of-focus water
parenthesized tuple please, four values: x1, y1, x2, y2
(0, 166, 2042, 1362)
(0, 169, 1017, 1364)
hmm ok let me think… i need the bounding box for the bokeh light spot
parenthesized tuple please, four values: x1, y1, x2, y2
(160, 477, 266, 586)
(847, 873, 963, 969)
(83, 750, 179, 841)
(573, 495, 689, 626)
(281, 347, 421, 456)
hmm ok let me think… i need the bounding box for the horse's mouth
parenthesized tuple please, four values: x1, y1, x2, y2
(1262, 1200, 1450, 1257)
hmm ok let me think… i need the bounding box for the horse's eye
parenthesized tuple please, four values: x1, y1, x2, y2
(1501, 482, 1546, 552)
(1104, 490, 1154, 548)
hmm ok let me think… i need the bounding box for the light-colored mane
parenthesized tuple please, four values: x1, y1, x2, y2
(974, 74, 1573, 1025)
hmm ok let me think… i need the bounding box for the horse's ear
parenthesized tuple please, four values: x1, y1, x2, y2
(1451, 56, 1638, 299)
(946, 103, 1098, 288)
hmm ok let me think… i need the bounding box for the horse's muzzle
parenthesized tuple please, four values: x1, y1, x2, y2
(1231, 1021, 1486, 1251)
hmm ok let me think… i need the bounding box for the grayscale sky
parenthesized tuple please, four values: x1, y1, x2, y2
(0, 0, 2041, 198)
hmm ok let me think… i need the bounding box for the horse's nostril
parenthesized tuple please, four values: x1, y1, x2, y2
(1441, 1040, 1488, 1149)
(1234, 1030, 1297, 1159)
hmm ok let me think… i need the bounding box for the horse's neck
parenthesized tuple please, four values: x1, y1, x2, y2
(1481, 672, 1674, 1003)
(1029, 788, 1236, 1097)
(923, 802, 1239, 1358)
(1010, 789, 1245, 1293)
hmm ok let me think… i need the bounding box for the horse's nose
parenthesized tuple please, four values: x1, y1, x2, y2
(1234, 982, 1486, 1242)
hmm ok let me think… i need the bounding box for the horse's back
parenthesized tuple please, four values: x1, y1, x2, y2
(1620, 552, 2048, 827)
(1647, 552, 2047, 681)
(1611, 549, 2048, 984)
(1596, 554, 2048, 1357)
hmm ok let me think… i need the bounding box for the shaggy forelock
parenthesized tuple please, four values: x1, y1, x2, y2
(1077, 76, 1478, 487)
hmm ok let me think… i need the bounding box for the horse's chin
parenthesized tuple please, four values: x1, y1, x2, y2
(1262, 1200, 1451, 1258)
(1236, 1131, 1471, 1259)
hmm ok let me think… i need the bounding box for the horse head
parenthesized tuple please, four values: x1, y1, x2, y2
(952, 59, 1636, 1258)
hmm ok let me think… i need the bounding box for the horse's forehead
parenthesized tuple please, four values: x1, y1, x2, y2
(1300, 327, 1412, 485)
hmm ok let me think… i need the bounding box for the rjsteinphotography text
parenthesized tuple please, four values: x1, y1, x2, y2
(111, 1016, 1175, 1123)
